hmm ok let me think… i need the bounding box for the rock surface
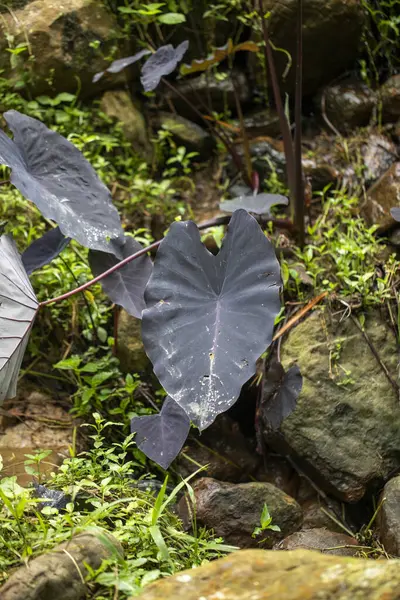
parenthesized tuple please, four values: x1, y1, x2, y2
(133, 548, 400, 600)
(0, 0, 122, 95)
(177, 414, 259, 482)
(177, 477, 302, 548)
(322, 80, 377, 133)
(275, 528, 360, 556)
(250, 0, 365, 96)
(381, 75, 400, 122)
(155, 112, 216, 160)
(100, 91, 151, 161)
(363, 162, 400, 229)
(116, 309, 149, 373)
(0, 391, 76, 485)
(0, 531, 123, 600)
(264, 310, 400, 502)
(379, 476, 400, 556)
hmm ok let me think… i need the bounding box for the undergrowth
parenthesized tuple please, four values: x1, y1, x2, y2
(0, 414, 233, 597)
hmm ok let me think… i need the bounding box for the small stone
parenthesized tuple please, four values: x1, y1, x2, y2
(321, 79, 377, 133)
(155, 112, 216, 161)
(381, 74, 400, 122)
(274, 528, 359, 556)
(177, 478, 302, 548)
(176, 414, 260, 483)
(162, 70, 251, 121)
(363, 162, 400, 229)
(379, 476, 400, 556)
(100, 91, 152, 161)
(116, 309, 149, 373)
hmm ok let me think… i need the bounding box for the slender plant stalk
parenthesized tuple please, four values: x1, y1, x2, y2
(257, 0, 296, 206)
(161, 77, 251, 187)
(294, 0, 305, 246)
(231, 71, 253, 186)
(41, 214, 293, 308)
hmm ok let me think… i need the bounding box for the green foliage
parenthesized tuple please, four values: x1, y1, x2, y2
(0, 414, 233, 596)
(252, 503, 281, 538)
(292, 189, 399, 306)
(360, 0, 400, 83)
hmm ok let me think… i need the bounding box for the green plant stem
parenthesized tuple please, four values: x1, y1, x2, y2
(257, 0, 296, 205)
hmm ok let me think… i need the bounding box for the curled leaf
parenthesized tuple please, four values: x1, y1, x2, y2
(180, 40, 259, 76)
(93, 49, 152, 83)
(261, 362, 302, 431)
(22, 227, 71, 275)
(141, 41, 189, 92)
(0, 111, 124, 257)
(142, 209, 282, 430)
(88, 236, 153, 319)
(0, 235, 39, 404)
(131, 396, 191, 469)
(220, 193, 289, 216)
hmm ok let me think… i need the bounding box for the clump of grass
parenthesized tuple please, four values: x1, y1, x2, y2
(283, 188, 399, 306)
(0, 414, 234, 597)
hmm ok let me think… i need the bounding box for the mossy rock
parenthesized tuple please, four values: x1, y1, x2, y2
(264, 309, 400, 502)
(0, 0, 126, 96)
(134, 548, 400, 600)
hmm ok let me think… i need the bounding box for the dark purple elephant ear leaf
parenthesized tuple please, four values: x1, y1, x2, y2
(93, 49, 152, 83)
(0, 235, 39, 404)
(22, 227, 71, 275)
(0, 110, 124, 257)
(220, 193, 289, 216)
(88, 236, 153, 319)
(261, 361, 302, 431)
(131, 396, 191, 469)
(141, 41, 189, 92)
(391, 207, 400, 222)
(142, 209, 282, 430)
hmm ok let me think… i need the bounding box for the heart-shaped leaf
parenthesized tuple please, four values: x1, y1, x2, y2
(261, 362, 302, 431)
(141, 41, 189, 92)
(93, 49, 152, 83)
(142, 209, 282, 430)
(131, 396, 191, 469)
(220, 193, 289, 216)
(180, 39, 259, 76)
(391, 207, 400, 222)
(88, 237, 153, 319)
(0, 111, 124, 257)
(22, 227, 71, 275)
(0, 235, 39, 404)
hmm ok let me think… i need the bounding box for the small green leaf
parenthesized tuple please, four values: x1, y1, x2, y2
(158, 12, 186, 24)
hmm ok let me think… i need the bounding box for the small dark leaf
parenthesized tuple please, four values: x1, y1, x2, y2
(391, 207, 400, 222)
(142, 209, 282, 430)
(131, 396, 191, 469)
(141, 41, 189, 92)
(88, 236, 153, 319)
(93, 49, 152, 83)
(0, 111, 124, 257)
(22, 227, 71, 275)
(261, 362, 302, 431)
(33, 483, 71, 511)
(220, 193, 289, 216)
(0, 235, 39, 404)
